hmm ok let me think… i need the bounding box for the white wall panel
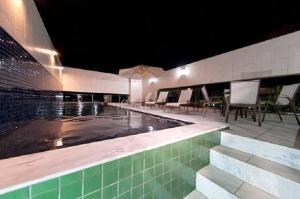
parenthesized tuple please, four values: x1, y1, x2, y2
(62, 67, 129, 94)
(288, 43, 300, 74)
(143, 31, 300, 96)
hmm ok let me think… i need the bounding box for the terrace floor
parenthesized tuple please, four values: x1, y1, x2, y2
(111, 103, 300, 150)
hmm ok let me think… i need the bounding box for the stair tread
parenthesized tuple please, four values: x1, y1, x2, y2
(212, 144, 252, 162)
(236, 183, 276, 199)
(184, 190, 207, 199)
(212, 145, 300, 183)
(221, 130, 300, 151)
(199, 165, 243, 193)
(198, 165, 276, 199)
(221, 131, 300, 171)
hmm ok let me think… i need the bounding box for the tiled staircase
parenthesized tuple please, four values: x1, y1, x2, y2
(185, 131, 300, 199)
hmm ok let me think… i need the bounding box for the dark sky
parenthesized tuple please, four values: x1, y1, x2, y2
(34, 1, 300, 74)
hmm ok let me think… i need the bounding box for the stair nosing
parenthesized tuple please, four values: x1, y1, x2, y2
(212, 145, 300, 183)
(184, 190, 207, 199)
(197, 165, 276, 199)
(222, 130, 300, 152)
(198, 165, 243, 194)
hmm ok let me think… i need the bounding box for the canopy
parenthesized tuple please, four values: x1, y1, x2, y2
(118, 65, 164, 79)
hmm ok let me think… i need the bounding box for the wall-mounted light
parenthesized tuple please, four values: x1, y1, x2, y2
(177, 66, 189, 77)
(149, 78, 158, 83)
(45, 65, 64, 76)
(34, 47, 58, 56)
(33, 48, 59, 65)
(13, 0, 23, 8)
(45, 65, 64, 70)
(148, 126, 154, 132)
(55, 138, 63, 147)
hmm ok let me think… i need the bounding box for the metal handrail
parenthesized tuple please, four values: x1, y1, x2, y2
(120, 98, 129, 105)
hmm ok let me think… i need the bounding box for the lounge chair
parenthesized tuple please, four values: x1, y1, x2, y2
(145, 91, 169, 108)
(132, 92, 153, 107)
(262, 83, 299, 125)
(164, 90, 193, 112)
(225, 80, 262, 126)
(144, 92, 154, 103)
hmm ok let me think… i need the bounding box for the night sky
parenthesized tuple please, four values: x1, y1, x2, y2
(34, 1, 300, 74)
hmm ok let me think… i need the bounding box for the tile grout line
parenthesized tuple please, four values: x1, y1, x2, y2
(81, 170, 84, 198)
(117, 157, 120, 197)
(100, 165, 103, 199)
(130, 155, 133, 198)
(85, 189, 101, 197)
(29, 185, 32, 199)
(58, 177, 61, 199)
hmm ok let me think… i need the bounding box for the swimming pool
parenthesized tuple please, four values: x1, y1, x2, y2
(0, 103, 192, 159)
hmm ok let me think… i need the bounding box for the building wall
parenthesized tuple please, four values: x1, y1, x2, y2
(0, 0, 62, 82)
(62, 67, 129, 95)
(143, 31, 300, 96)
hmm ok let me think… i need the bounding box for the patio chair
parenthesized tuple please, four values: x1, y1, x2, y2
(200, 86, 224, 116)
(225, 80, 262, 126)
(144, 92, 154, 103)
(164, 89, 193, 112)
(224, 89, 230, 99)
(224, 88, 250, 119)
(145, 91, 169, 108)
(262, 83, 300, 125)
(133, 92, 153, 107)
(221, 89, 230, 116)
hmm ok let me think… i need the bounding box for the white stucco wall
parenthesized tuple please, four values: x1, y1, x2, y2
(143, 31, 300, 96)
(62, 67, 129, 94)
(0, 0, 62, 82)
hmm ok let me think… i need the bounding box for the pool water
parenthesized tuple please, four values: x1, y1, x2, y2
(0, 103, 192, 159)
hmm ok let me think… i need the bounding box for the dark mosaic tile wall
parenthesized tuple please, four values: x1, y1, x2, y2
(0, 27, 62, 134)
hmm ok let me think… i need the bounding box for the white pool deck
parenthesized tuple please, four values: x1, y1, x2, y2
(0, 104, 228, 194)
(115, 103, 300, 150)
